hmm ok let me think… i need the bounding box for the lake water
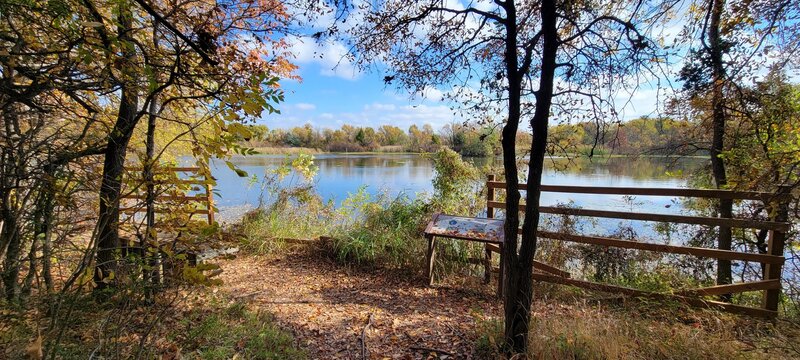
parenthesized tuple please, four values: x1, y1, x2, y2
(210, 154, 705, 219)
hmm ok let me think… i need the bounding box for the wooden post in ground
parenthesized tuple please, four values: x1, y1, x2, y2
(483, 247, 492, 284)
(426, 235, 437, 286)
(763, 186, 790, 312)
(497, 243, 504, 298)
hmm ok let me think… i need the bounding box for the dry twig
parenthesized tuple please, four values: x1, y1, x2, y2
(410, 345, 454, 356)
(360, 313, 374, 360)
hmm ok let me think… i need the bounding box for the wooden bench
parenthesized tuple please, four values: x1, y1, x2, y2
(423, 213, 506, 296)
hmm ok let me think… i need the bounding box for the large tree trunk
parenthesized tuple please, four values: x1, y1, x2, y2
(94, 94, 138, 289)
(31, 167, 57, 294)
(1, 105, 22, 301)
(0, 200, 21, 301)
(707, 0, 733, 300)
(94, 4, 140, 290)
(500, 0, 524, 351)
(142, 95, 161, 292)
(502, 0, 558, 353)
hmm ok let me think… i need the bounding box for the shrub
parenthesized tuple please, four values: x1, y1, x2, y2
(328, 191, 430, 267)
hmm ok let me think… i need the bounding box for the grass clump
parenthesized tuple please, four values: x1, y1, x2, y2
(179, 301, 305, 359)
(327, 191, 429, 267)
(238, 203, 333, 255)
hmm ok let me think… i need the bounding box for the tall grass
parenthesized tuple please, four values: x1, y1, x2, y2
(327, 192, 430, 267)
(475, 301, 789, 359)
(236, 153, 333, 253)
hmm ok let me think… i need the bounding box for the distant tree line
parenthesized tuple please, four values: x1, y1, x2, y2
(547, 117, 695, 156)
(243, 116, 697, 157)
(243, 122, 502, 156)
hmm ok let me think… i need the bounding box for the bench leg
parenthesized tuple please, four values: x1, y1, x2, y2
(483, 244, 492, 284)
(497, 243, 504, 298)
(426, 235, 437, 286)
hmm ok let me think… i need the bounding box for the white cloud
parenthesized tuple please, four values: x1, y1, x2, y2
(294, 103, 317, 110)
(287, 36, 361, 81)
(364, 103, 397, 111)
(266, 102, 459, 130)
(419, 86, 444, 101)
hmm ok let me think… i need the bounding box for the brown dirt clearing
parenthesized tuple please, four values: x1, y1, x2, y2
(217, 253, 503, 359)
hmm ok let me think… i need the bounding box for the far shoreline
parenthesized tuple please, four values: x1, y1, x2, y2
(243, 146, 709, 160)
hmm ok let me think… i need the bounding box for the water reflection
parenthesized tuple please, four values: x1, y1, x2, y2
(210, 154, 435, 207)
(210, 154, 705, 215)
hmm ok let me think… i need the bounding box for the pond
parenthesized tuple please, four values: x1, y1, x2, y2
(209, 153, 706, 218)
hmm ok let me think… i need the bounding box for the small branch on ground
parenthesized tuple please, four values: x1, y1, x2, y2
(360, 313, 374, 360)
(410, 345, 454, 356)
(444, 321, 467, 342)
(207, 269, 223, 278)
(233, 290, 265, 299)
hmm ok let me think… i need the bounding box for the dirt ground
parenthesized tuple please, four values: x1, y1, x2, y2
(217, 253, 503, 359)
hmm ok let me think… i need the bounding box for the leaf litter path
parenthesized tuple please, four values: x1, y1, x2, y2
(217, 254, 503, 359)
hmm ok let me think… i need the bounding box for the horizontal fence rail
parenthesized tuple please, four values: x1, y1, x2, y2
(121, 167, 215, 224)
(488, 201, 791, 231)
(125, 166, 202, 172)
(484, 174, 792, 318)
(487, 182, 776, 201)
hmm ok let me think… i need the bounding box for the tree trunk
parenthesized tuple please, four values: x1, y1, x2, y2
(500, 0, 523, 352)
(143, 96, 161, 292)
(94, 3, 140, 290)
(707, 0, 733, 300)
(1, 205, 21, 301)
(1, 107, 22, 301)
(501, 0, 558, 354)
(31, 168, 57, 294)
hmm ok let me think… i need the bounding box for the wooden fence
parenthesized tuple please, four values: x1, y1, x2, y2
(485, 174, 792, 318)
(121, 167, 215, 225)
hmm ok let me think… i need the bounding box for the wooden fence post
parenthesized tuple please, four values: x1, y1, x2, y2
(487, 174, 496, 218)
(206, 183, 215, 225)
(763, 186, 791, 312)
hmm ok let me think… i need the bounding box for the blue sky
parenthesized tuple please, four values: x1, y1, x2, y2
(259, 1, 685, 132)
(265, 56, 662, 132)
(259, 36, 456, 131)
(263, 33, 665, 131)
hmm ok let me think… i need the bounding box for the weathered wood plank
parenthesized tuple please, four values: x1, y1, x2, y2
(487, 182, 774, 200)
(121, 208, 209, 215)
(533, 260, 571, 278)
(536, 231, 785, 264)
(675, 280, 780, 297)
(121, 194, 209, 202)
(426, 235, 437, 286)
(125, 166, 201, 172)
(531, 272, 777, 318)
(487, 201, 790, 231)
